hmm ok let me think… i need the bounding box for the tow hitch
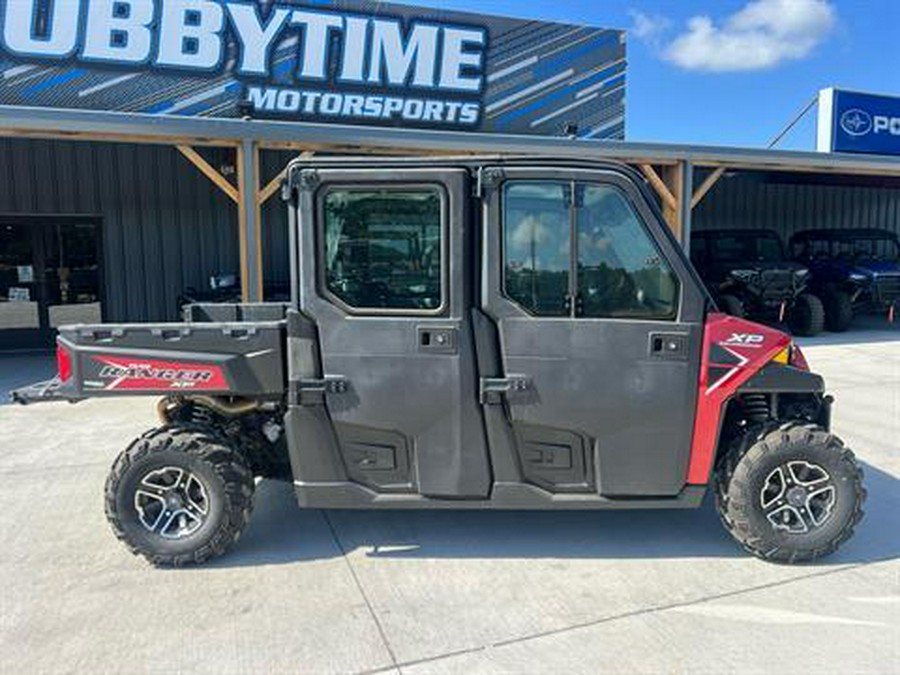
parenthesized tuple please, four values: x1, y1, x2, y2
(10, 378, 81, 405)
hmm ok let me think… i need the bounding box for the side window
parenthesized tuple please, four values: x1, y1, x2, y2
(502, 182, 571, 316)
(321, 187, 443, 312)
(577, 184, 679, 320)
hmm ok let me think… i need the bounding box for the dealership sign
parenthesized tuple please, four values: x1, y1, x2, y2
(0, 0, 626, 138)
(818, 88, 900, 156)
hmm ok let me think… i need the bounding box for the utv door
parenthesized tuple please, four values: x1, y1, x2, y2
(480, 167, 706, 497)
(294, 167, 491, 498)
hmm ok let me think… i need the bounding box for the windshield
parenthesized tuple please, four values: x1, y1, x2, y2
(709, 233, 784, 263)
(795, 234, 900, 262)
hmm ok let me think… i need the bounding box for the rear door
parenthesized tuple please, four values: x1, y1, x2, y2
(295, 166, 490, 498)
(480, 166, 706, 497)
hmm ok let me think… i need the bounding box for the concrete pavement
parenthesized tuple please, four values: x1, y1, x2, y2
(0, 322, 897, 674)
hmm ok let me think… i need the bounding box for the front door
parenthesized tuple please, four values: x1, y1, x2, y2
(481, 167, 706, 497)
(295, 167, 491, 498)
(0, 218, 103, 350)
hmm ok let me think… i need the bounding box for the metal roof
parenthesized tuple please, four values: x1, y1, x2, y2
(3, 105, 900, 176)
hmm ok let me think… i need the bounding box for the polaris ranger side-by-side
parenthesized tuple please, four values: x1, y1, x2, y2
(790, 228, 900, 331)
(14, 157, 865, 566)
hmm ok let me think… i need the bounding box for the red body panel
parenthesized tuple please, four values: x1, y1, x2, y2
(686, 313, 793, 485)
(88, 355, 229, 392)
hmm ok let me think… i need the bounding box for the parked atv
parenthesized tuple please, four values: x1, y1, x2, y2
(691, 229, 824, 336)
(790, 228, 900, 331)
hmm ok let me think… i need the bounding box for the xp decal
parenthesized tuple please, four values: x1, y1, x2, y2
(87, 355, 228, 391)
(0, 0, 626, 137)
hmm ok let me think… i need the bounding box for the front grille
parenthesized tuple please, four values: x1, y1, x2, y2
(759, 270, 798, 302)
(872, 274, 900, 304)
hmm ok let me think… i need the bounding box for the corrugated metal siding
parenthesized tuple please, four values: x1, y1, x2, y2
(693, 172, 900, 242)
(260, 149, 297, 295)
(0, 138, 239, 321)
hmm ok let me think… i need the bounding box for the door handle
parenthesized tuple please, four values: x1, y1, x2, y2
(649, 332, 689, 360)
(417, 326, 457, 354)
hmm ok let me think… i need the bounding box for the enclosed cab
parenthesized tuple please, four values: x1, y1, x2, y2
(690, 228, 824, 336)
(790, 228, 900, 330)
(14, 157, 865, 566)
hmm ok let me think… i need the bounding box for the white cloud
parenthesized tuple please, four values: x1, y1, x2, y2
(662, 0, 836, 72)
(629, 10, 671, 47)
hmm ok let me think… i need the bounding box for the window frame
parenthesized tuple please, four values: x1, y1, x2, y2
(315, 182, 450, 317)
(499, 178, 681, 322)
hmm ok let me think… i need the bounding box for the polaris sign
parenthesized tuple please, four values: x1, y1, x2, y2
(818, 88, 900, 156)
(0, 0, 627, 138)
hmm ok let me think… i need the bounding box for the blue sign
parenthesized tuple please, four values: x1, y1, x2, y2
(818, 88, 900, 156)
(0, 0, 626, 139)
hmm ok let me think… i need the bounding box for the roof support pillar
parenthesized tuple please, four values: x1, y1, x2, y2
(678, 160, 693, 252)
(237, 139, 263, 302)
(641, 161, 691, 245)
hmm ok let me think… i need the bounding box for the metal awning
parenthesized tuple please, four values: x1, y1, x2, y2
(3, 105, 900, 176)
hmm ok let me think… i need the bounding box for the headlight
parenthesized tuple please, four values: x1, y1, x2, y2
(771, 343, 809, 370)
(795, 269, 810, 277)
(849, 272, 869, 283)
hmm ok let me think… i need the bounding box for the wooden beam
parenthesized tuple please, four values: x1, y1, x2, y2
(639, 164, 677, 211)
(258, 169, 286, 206)
(660, 164, 685, 240)
(690, 166, 726, 209)
(176, 145, 239, 203)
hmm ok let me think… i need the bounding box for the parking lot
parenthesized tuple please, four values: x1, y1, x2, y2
(1, 321, 898, 674)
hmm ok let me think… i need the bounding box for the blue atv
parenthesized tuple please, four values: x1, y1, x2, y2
(789, 228, 900, 332)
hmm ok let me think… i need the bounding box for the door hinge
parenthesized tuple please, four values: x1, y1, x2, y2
(480, 375, 531, 404)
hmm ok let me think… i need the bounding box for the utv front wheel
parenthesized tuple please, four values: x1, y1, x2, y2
(716, 423, 865, 563)
(824, 289, 853, 332)
(105, 427, 255, 566)
(789, 293, 825, 336)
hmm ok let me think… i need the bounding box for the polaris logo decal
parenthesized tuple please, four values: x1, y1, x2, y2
(839, 108, 900, 137)
(89, 356, 227, 391)
(840, 109, 872, 136)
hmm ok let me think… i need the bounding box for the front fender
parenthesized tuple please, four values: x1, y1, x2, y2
(738, 362, 824, 394)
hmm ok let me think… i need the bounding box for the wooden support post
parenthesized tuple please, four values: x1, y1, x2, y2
(690, 166, 726, 209)
(176, 145, 239, 203)
(258, 169, 287, 206)
(639, 164, 677, 212)
(662, 165, 682, 240)
(236, 140, 263, 302)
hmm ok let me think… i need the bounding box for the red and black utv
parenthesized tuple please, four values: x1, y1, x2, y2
(14, 157, 865, 566)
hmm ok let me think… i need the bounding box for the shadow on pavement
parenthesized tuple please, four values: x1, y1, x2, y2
(0, 351, 54, 404)
(213, 460, 898, 568)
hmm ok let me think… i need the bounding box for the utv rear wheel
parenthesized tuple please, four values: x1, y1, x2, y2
(824, 289, 853, 332)
(718, 294, 745, 318)
(716, 423, 865, 563)
(105, 426, 254, 567)
(789, 293, 825, 336)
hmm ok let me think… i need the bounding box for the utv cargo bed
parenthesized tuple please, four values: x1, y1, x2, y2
(15, 303, 288, 403)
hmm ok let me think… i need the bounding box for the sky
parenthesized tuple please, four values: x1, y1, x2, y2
(398, 0, 900, 150)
